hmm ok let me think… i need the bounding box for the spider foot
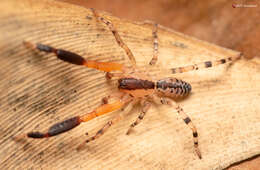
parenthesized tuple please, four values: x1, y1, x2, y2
(13, 133, 27, 143)
(77, 142, 86, 151)
(76, 137, 93, 151)
(195, 147, 202, 159)
(126, 127, 134, 135)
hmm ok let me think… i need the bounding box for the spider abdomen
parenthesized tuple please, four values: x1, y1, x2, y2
(156, 78, 191, 97)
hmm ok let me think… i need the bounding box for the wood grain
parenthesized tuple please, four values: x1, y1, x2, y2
(0, 0, 259, 169)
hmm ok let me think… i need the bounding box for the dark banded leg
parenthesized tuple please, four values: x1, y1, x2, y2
(24, 41, 124, 72)
(91, 8, 136, 67)
(149, 23, 159, 65)
(77, 100, 135, 150)
(171, 53, 242, 74)
(164, 99, 201, 159)
(126, 100, 151, 135)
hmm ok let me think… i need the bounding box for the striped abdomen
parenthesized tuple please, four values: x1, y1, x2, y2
(156, 78, 191, 97)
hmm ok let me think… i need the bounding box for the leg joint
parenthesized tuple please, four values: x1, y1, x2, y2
(183, 117, 191, 124)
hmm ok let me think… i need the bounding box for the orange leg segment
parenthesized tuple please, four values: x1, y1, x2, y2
(83, 60, 123, 72)
(79, 100, 126, 122)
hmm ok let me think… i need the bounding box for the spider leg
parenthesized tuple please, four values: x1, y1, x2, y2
(165, 98, 201, 159)
(150, 95, 201, 159)
(23, 41, 124, 72)
(77, 98, 135, 150)
(126, 100, 151, 135)
(149, 94, 168, 105)
(105, 72, 124, 80)
(149, 23, 159, 65)
(91, 8, 136, 67)
(171, 53, 242, 74)
(15, 95, 132, 140)
(101, 95, 111, 104)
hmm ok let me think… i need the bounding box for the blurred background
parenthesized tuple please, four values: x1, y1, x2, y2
(61, 0, 259, 169)
(60, 0, 260, 60)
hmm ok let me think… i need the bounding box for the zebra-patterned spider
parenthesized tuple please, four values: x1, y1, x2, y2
(17, 8, 241, 159)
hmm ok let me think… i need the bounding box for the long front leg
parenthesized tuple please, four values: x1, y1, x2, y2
(15, 95, 132, 140)
(24, 41, 124, 72)
(126, 100, 151, 135)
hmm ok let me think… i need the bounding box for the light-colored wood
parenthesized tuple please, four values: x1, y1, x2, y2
(0, 0, 259, 169)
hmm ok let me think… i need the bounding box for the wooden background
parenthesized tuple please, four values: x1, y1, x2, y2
(0, 0, 259, 169)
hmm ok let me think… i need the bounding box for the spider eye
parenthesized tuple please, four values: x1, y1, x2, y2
(118, 79, 126, 87)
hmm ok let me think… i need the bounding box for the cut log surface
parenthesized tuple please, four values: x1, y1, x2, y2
(0, 0, 259, 169)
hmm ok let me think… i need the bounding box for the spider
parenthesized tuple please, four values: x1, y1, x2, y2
(17, 8, 241, 159)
